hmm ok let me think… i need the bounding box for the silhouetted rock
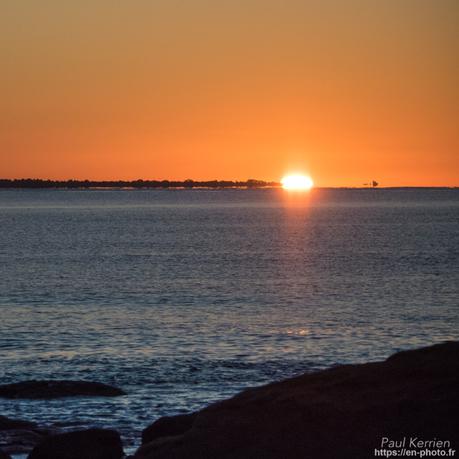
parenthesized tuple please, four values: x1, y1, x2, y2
(0, 380, 126, 399)
(135, 341, 459, 459)
(0, 416, 54, 455)
(0, 416, 37, 431)
(0, 449, 11, 459)
(142, 413, 197, 444)
(28, 428, 123, 459)
(0, 429, 48, 456)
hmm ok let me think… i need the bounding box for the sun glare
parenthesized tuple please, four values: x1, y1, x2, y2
(281, 174, 314, 191)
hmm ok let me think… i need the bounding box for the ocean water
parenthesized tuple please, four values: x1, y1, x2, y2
(0, 188, 458, 453)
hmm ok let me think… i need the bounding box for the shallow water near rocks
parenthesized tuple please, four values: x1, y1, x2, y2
(0, 188, 458, 454)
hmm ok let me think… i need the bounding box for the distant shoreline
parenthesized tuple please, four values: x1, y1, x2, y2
(0, 179, 457, 190)
(0, 179, 278, 189)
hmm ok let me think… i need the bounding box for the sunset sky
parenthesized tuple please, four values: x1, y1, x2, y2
(1, 0, 458, 186)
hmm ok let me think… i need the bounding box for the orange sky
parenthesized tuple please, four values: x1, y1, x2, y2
(1, 0, 458, 186)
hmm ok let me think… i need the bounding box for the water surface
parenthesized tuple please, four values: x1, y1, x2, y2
(0, 188, 458, 452)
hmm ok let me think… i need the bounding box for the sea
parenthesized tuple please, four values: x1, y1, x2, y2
(0, 188, 458, 454)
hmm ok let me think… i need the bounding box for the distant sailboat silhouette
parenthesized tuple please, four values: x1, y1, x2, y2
(363, 180, 379, 187)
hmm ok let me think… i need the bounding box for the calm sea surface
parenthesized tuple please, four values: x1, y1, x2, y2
(0, 188, 458, 452)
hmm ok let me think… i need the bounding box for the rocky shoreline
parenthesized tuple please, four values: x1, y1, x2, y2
(0, 381, 126, 399)
(1, 341, 458, 459)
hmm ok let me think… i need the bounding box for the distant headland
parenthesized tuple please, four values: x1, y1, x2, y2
(0, 179, 455, 189)
(0, 179, 280, 189)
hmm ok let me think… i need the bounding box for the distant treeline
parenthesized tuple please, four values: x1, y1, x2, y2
(0, 178, 281, 189)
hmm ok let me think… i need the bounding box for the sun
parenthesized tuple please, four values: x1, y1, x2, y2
(281, 174, 314, 191)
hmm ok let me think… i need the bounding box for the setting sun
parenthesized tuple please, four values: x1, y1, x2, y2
(281, 174, 314, 191)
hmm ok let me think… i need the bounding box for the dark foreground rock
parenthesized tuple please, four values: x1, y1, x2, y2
(0, 381, 126, 399)
(0, 416, 55, 455)
(142, 413, 197, 444)
(28, 428, 124, 459)
(135, 341, 459, 459)
(0, 449, 11, 459)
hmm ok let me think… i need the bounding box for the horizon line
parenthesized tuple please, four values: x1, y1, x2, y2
(0, 178, 457, 190)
